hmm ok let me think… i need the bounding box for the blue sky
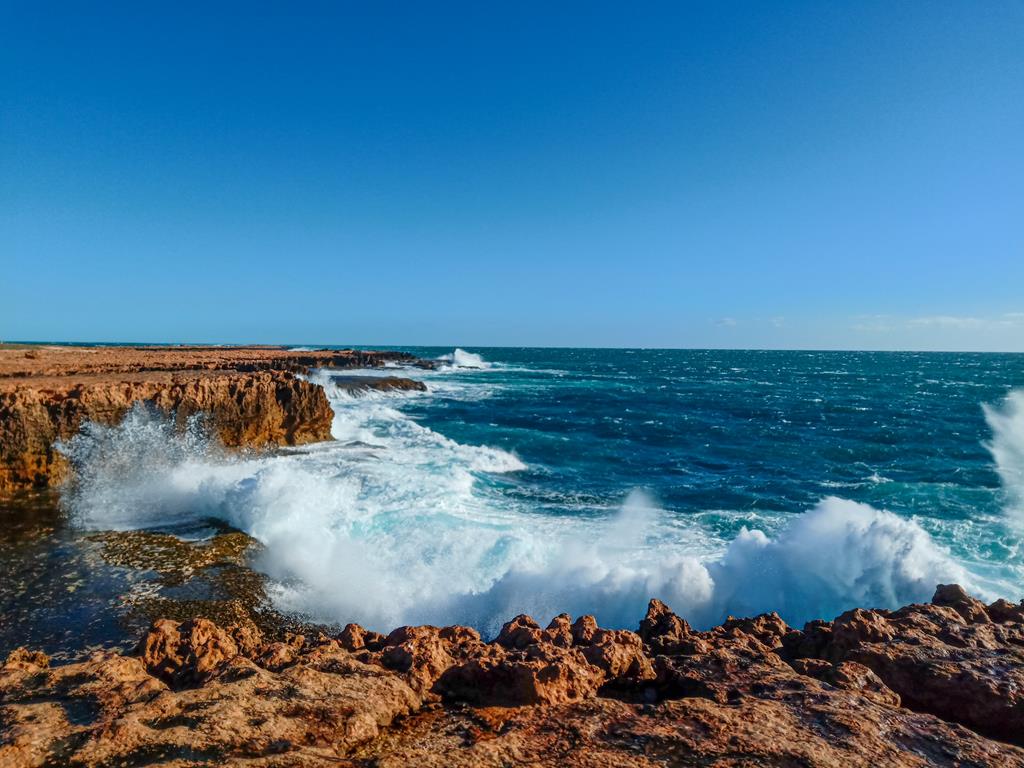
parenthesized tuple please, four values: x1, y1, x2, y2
(2, 2, 1022, 350)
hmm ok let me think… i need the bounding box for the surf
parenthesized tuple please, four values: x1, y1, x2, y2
(58, 379, 990, 635)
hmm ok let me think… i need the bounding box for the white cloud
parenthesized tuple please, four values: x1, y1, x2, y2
(715, 317, 738, 328)
(908, 313, 1024, 330)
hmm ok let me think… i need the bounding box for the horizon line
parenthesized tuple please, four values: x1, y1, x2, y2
(4, 339, 1024, 356)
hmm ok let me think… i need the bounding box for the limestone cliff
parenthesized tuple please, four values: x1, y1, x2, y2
(0, 345, 428, 493)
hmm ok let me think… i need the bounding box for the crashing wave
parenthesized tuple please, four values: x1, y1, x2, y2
(59, 398, 978, 635)
(984, 388, 1024, 521)
(437, 348, 489, 369)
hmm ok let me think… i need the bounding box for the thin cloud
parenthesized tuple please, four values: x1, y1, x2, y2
(851, 315, 895, 333)
(908, 315, 985, 329)
(908, 313, 1024, 330)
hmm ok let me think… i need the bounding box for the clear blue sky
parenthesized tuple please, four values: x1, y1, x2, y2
(2, 2, 1022, 350)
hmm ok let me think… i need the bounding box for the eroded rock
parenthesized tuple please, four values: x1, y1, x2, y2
(3, 586, 1024, 766)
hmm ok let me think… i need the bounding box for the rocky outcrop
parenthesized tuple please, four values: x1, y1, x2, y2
(2, 585, 1023, 767)
(0, 345, 431, 380)
(0, 345, 430, 493)
(0, 370, 334, 492)
(330, 375, 428, 395)
(783, 583, 1024, 744)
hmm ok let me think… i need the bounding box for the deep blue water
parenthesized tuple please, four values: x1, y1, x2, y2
(384, 347, 1024, 612)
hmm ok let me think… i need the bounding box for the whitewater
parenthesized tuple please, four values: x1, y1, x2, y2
(60, 348, 1024, 636)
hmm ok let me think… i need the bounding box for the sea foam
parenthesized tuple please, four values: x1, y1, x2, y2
(59, 380, 979, 635)
(984, 388, 1024, 520)
(437, 348, 489, 369)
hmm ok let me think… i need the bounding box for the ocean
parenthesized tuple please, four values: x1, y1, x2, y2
(4, 347, 1024, 656)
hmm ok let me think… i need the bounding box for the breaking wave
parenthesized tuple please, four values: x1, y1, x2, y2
(984, 388, 1024, 521)
(59, 395, 978, 635)
(438, 348, 489, 369)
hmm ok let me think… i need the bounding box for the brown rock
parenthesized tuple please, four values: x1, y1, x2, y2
(823, 661, 901, 707)
(799, 585, 1024, 744)
(330, 375, 427, 394)
(4, 588, 1024, 765)
(637, 598, 696, 654)
(544, 613, 575, 647)
(438, 643, 604, 706)
(2, 648, 49, 672)
(338, 622, 386, 652)
(570, 614, 599, 644)
(0, 344, 434, 493)
(494, 614, 544, 649)
(988, 597, 1024, 623)
(136, 617, 240, 687)
(580, 628, 655, 681)
(721, 611, 790, 647)
(376, 624, 486, 696)
(933, 582, 991, 623)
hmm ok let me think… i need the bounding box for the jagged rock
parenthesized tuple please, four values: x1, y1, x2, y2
(3, 587, 1024, 766)
(638, 597, 705, 655)
(495, 614, 544, 649)
(570, 614, 599, 644)
(380, 626, 460, 695)
(338, 622, 386, 652)
(136, 617, 241, 687)
(437, 643, 604, 705)
(933, 582, 991, 623)
(988, 597, 1024, 623)
(826, 607, 897, 657)
(779, 585, 1024, 744)
(782, 618, 832, 659)
(721, 611, 790, 647)
(579, 628, 654, 680)
(822, 661, 902, 707)
(544, 613, 575, 647)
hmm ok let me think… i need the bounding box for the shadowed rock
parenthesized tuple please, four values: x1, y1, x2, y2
(3, 586, 1024, 765)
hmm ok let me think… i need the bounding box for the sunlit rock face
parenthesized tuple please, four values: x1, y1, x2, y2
(3, 586, 1024, 767)
(0, 345, 429, 493)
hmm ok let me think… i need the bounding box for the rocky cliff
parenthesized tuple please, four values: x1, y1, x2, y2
(0, 345, 428, 493)
(2, 585, 1022, 767)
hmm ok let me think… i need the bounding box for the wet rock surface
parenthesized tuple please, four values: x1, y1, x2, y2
(2, 585, 1023, 767)
(329, 374, 428, 394)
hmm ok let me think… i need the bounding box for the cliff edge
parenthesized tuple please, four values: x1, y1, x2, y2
(0, 345, 427, 493)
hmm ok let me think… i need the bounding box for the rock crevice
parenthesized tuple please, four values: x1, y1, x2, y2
(3, 585, 1023, 766)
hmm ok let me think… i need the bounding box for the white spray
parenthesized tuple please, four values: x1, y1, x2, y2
(60, 398, 975, 634)
(984, 389, 1024, 521)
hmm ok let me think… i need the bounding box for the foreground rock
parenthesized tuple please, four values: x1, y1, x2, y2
(2, 586, 1022, 767)
(0, 345, 429, 492)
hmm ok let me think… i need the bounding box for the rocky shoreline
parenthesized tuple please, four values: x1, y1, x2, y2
(1, 584, 1022, 766)
(0, 345, 430, 493)
(3, 346, 1024, 765)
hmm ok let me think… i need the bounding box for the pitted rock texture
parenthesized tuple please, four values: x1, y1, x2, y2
(2, 585, 1023, 767)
